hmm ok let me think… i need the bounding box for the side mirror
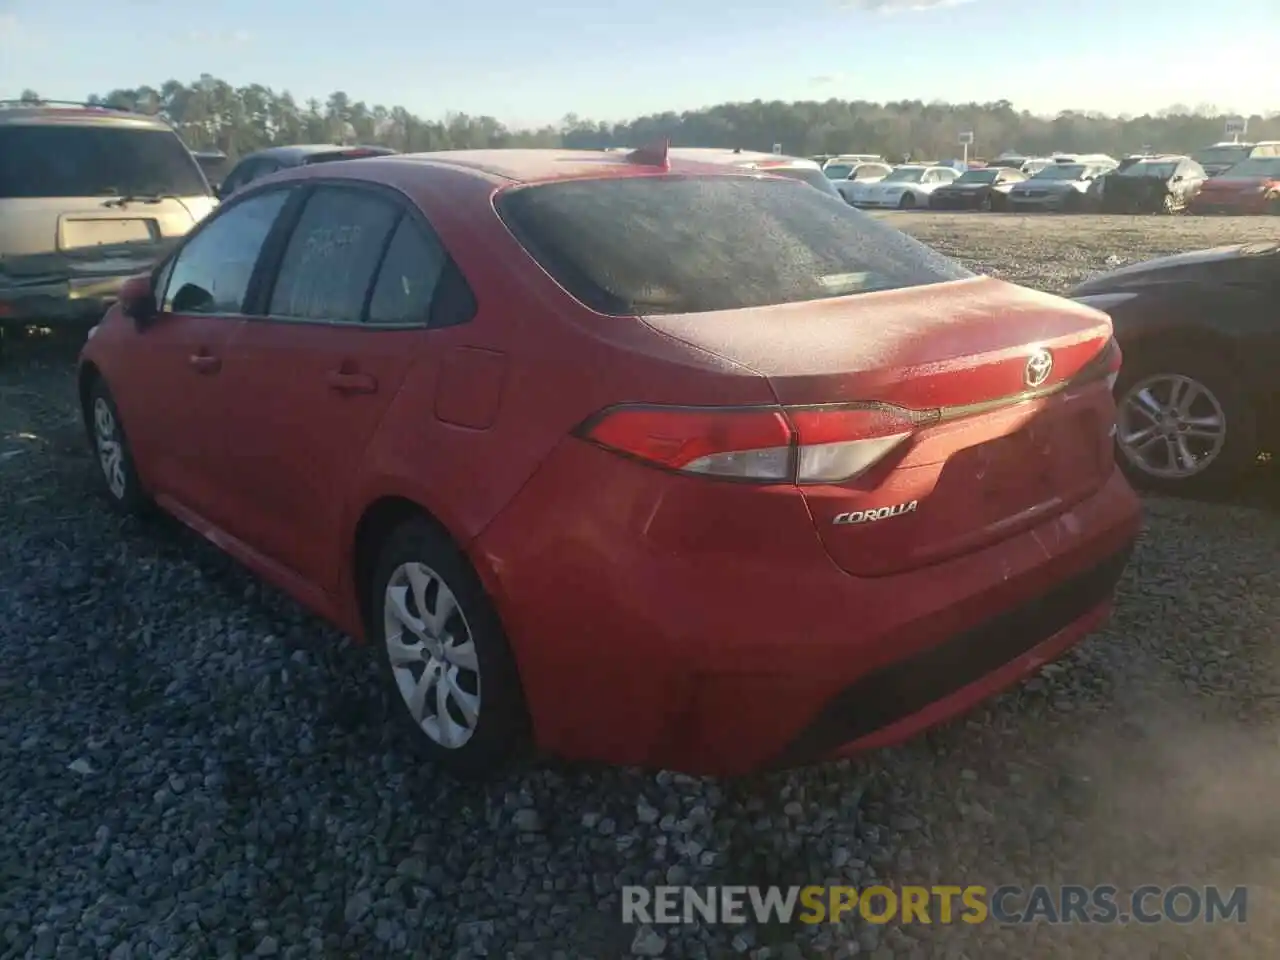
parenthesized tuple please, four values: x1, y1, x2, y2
(1172, 174, 1184, 182)
(118, 274, 157, 326)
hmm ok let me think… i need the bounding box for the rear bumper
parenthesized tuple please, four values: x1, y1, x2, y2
(473, 439, 1143, 776)
(0, 272, 132, 326)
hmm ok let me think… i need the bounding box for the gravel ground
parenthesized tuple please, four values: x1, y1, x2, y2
(3, 214, 1280, 960)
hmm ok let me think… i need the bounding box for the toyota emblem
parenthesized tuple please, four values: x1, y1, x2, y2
(1024, 349, 1053, 388)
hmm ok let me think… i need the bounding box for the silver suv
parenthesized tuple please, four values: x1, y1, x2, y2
(0, 100, 216, 347)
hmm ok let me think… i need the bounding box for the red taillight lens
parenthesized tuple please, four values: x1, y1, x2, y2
(578, 402, 920, 484)
(1074, 337, 1122, 390)
(788, 404, 917, 483)
(581, 405, 793, 480)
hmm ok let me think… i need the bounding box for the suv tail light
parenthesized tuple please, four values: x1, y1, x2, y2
(576, 402, 924, 484)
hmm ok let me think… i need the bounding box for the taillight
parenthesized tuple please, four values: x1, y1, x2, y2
(576, 402, 920, 485)
(1073, 337, 1123, 391)
(787, 405, 916, 483)
(580, 406, 793, 480)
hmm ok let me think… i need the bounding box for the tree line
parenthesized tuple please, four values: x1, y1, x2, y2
(13, 77, 1279, 163)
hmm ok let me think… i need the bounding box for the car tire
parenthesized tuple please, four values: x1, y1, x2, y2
(1063, 192, 1082, 214)
(898, 193, 916, 210)
(1265, 193, 1280, 216)
(85, 377, 150, 515)
(369, 516, 531, 779)
(1162, 193, 1183, 215)
(1112, 351, 1258, 496)
(980, 193, 993, 212)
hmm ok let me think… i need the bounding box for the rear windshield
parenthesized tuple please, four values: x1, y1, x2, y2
(496, 175, 973, 316)
(0, 123, 210, 199)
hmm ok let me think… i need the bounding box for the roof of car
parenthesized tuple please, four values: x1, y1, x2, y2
(243, 143, 397, 163)
(665, 148, 821, 169)
(333, 148, 831, 186)
(0, 102, 171, 129)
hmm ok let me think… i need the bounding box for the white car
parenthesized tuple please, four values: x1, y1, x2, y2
(846, 165, 961, 209)
(822, 161, 895, 205)
(665, 148, 845, 200)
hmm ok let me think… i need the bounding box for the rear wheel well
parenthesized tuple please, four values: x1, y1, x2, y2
(351, 497, 453, 631)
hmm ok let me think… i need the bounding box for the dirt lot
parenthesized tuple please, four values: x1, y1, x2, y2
(2, 215, 1279, 960)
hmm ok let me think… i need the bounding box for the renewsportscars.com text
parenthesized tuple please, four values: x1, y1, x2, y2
(622, 884, 1248, 926)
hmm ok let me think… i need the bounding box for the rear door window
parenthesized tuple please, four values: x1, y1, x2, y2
(0, 123, 209, 199)
(497, 175, 973, 317)
(162, 189, 291, 315)
(267, 186, 400, 322)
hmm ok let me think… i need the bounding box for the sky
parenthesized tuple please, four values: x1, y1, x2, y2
(0, 0, 1276, 129)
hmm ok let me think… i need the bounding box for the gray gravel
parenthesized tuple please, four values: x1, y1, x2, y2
(3, 215, 1280, 959)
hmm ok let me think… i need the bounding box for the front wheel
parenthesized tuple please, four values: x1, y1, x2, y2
(1265, 193, 1280, 216)
(1162, 193, 1184, 215)
(371, 517, 531, 779)
(898, 192, 917, 210)
(1113, 354, 1257, 495)
(1062, 192, 1082, 214)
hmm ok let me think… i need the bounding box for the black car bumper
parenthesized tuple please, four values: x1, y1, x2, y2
(0, 273, 133, 328)
(929, 193, 987, 210)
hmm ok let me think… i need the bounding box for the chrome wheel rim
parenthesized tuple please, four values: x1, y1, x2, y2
(92, 397, 127, 499)
(1117, 374, 1227, 479)
(383, 562, 480, 748)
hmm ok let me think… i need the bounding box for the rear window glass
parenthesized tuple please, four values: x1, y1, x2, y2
(496, 176, 973, 316)
(0, 124, 210, 199)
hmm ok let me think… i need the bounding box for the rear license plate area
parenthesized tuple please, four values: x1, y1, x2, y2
(60, 218, 158, 250)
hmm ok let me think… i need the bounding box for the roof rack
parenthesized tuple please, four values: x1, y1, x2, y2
(0, 99, 138, 112)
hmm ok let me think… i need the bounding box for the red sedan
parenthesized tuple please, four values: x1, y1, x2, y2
(78, 144, 1141, 778)
(1189, 157, 1280, 215)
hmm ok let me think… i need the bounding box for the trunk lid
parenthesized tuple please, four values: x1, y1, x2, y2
(0, 196, 210, 259)
(642, 276, 1117, 576)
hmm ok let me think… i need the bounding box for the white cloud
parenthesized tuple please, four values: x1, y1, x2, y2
(810, 74, 844, 86)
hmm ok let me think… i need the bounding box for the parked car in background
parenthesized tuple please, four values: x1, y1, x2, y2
(987, 156, 1054, 176)
(77, 143, 1139, 777)
(666, 148, 844, 200)
(823, 161, 894, 204)
(1097, 156, 1206, 214)
(845, 164, 960, 209)
(217, 144, 398, 198)
(1006, 161, 1116, 213)
(0, 100, 216, 353)
(821, 154, 884, 172)
(1070, 241, 1280, 493)
(192, 151, 231, 193)
(928, 167, 1027, 211)
(1192, 141, 1280, 177)
(1187, 157, 1280, 215)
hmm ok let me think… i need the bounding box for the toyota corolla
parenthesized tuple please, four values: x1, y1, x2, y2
(77, 144, 1141, 778)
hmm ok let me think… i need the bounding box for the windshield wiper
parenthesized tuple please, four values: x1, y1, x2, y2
(101, 194, 177, 208)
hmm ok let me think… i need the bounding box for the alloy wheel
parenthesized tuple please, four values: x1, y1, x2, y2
(1117, 374, 1227, 479)
(382, 562, 481, 749)
(93, 397, 127, 499)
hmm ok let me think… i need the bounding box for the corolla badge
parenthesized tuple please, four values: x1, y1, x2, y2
(833, 500, 918, 525)
(1024, 348, 1053, 388)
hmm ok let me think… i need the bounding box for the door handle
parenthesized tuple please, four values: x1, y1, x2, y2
(326, 370, 378, 394)
(188, 353, 221, 374)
